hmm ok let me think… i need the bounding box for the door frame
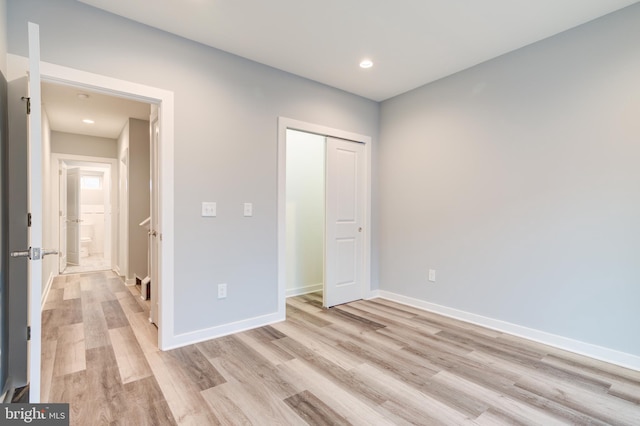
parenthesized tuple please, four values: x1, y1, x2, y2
(277, 117, 372, 315)
(12, 56, 176, 350)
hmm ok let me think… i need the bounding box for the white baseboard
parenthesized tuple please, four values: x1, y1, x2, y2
(125, 277, 136, 286)
(376, 290, 640, 372)
(366, 289, 381, 300)
(164, 311, 285, 350)
(286, 283, 323, 298)
(41, 272, 55, 309)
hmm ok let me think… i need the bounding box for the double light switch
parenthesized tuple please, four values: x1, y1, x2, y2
(201, 202, 216, 217)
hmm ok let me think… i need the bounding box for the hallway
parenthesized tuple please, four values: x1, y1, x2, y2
(41, 271, 172, 424)
(62, 255, 111, 275)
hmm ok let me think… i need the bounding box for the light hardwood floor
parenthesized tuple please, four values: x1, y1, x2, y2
(42, 271, 640, 425)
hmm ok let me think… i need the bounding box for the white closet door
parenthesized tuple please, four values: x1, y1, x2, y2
(324, 137, 365, 307)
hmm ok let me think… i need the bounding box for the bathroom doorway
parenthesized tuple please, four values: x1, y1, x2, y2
(58, 159, 113, 274)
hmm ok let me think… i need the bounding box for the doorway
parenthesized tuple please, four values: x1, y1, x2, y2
(33, 58, 175, 350)
(279, 118, 372, 315)
(285, 130, 325, 299)
(57, 159, 113, 274)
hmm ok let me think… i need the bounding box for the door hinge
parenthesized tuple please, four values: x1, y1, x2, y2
(27, 326, 31, 341)
(21, 96, 31, 115)
(27, 213, 32, 227)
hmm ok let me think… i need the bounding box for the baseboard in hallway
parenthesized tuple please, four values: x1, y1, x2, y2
(63, 254, 111, 275)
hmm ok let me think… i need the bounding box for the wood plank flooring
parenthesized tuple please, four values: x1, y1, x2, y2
(42, 271, 640, 425)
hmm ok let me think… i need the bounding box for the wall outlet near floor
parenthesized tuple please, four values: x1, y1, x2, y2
(218, 283, 227, 299)
(428, 269, 436, 282)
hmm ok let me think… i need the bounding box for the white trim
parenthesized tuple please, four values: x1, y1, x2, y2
(165, 311, 285, 350)
(11, 55, 176, 350)
(286, 283, 323, 298)
(278, 117, 372, 317)
(365, 289, 381, 300)
(376, 290, 640, 372)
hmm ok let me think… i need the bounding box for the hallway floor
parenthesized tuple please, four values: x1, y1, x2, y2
(62, 254, 111, 275)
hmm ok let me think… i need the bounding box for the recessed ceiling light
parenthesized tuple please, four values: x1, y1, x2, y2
(82, 119, 95, 124)
(77, 93, 89, 100)
(359, 59, 373, 69)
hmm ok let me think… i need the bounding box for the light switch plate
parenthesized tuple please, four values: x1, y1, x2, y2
(202, 202, 216, 217)
(244, 202, 253, 217)
(428, 269, 436, 282)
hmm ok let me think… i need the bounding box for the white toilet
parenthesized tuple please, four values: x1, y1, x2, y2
(80, 222, 93, 258)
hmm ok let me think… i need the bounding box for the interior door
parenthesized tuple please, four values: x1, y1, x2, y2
(324, 137, 365, 307)
(26, 21, 44, 403)
(66, 167, 81, 265)
(58, 165, 67, 271)
(150, 115, 160, 325)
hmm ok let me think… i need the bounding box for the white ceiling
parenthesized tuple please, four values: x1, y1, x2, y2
(42, 82, 150, 139)
(77, 0, 639, 101)
(45, 0, 638, 138)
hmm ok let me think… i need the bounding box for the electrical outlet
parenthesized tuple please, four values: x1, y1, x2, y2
(218, 283, 227, 299)
(428, 269, 436, 282)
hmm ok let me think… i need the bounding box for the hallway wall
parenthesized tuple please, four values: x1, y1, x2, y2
(51, 131, 117, 158)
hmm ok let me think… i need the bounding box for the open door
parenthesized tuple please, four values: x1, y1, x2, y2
(323, 137, 365, 307)
(25, 21, 50, 404)
(7, 21, 55, 403)
(6, 21, 57, 403)
(65, 167, 81, 266)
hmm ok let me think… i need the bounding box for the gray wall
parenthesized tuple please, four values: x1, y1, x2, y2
(116, 121, 129, 278)
(41, 110, 55, 295)
(51, 131, 117, 158)
(127, 118, 149, 281)
(0, 0, 6, 76)
(8, 0, 379, 334)
(379, 5, 640, 356)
